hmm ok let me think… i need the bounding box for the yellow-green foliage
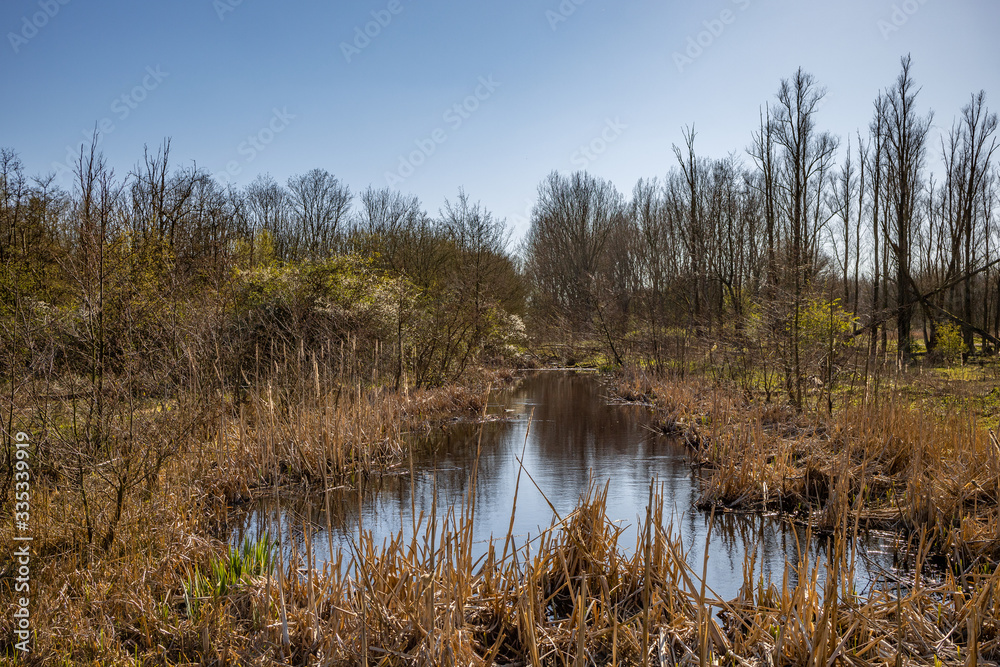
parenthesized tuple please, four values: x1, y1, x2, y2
(745, 300, 766, 339)
(935, 321, 966, 364)
(229, 250, 525, 385)
(235, 253, 408, 333)
(232, 228, 278, 269)
(798, 297, 857, 352)
(184, 536, 273, 619)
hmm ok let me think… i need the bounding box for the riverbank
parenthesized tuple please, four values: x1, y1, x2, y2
(7, 365, 1000, 664)
(612, 365, 1000, 569)
(200, 366, 520, 505)
(0, 366, 516, 664)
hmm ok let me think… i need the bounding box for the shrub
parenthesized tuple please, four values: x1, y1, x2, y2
(934, 321, 966, 364)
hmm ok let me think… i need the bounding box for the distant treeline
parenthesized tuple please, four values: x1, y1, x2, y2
(524, 56, 998, 407)
(0, 140, 526, 396)
(2, 56, 997, 410)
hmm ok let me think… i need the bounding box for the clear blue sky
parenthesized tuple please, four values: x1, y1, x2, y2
(2, 0, 997, 239)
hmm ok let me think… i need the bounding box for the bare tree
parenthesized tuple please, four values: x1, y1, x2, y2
(832, 137, 857, 307)
(244, 174, 291, 261)
(524, 171, 625, 352)
(673, 126, 708, 324)
(630, 177, 673, 368)
(881, 55, 933, 363)
(748, 105, 780, 293)
(943, 91, 998, 353)
(854, 132, 868, 322)
(352, 186, 423, 273)
(867, 93, 889, 360)
(286, 168, 351, 258)
(772, 67, 838, 407)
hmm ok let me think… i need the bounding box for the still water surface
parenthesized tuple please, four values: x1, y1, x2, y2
(233, 371, 896, 600)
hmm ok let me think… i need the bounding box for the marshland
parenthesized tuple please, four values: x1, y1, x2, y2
(5, 52, 1000, 666)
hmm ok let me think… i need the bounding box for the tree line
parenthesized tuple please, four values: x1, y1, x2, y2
(524, 56, 998, 408)
(0, 138, 525, 529)
(2, 54, 996, 468)
(0, 139, 526, 388)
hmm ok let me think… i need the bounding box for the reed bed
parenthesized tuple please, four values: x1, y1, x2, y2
(195, 367, 509, 507)
(7, 364, 1000, 664)
(615, 368, 1000, 571)
(11, 471, 1000, 665)
(0, 350, 510, 664)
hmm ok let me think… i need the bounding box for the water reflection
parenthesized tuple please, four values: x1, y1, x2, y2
(231, 371, 895, 600)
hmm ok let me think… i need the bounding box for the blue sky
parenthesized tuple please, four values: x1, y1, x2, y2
(2, 0, 998, 240)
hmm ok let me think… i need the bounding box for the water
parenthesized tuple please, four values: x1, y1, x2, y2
(232, 371, 897, 600)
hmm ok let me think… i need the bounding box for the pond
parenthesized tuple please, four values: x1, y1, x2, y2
(232, 370, 898, 601)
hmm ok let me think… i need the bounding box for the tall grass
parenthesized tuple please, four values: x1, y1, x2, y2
(184, 345, 504, 508)
(14, 475, 1000, 664)
(0, 346, 506, 664)
(7, 358, 1000, 664)
(617, 367, 1000, 570)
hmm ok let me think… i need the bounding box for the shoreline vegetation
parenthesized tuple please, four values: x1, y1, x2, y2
(7, 357, 1000, 665)
(10, 425, 1000, 665)
(5, 55, 1000, 664)
(611, 365, 1000, 568)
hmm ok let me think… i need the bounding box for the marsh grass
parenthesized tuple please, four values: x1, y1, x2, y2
(616, 367, 1000, 571)
(11, 472, 1000, 665)
(199, 351, 508, 505)
(0, 349, 509, 664)
(6, 364, 1000, 664)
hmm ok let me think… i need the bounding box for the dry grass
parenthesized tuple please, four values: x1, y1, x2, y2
(8, 362, 1000, 664)
(10, 471, 1000, 665)
(194, 366, 511, 505)
(615, 367, 1000, 570)
(0, 359, 511, 665)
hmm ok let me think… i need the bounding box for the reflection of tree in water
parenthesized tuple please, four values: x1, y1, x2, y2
(518, 372, 674, 508)
(228, 371, 898, 598)
(694, 511, 895, 594)
(231, 416, 517, 567)
(526, 372, 654, 460)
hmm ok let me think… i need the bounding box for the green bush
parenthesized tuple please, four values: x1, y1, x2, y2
(934, 322, 966, 364)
